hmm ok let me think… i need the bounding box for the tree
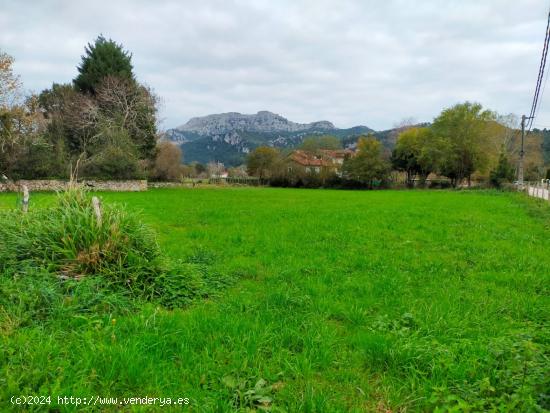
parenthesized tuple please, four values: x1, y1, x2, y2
(38, 83, 76, 118)
(432, 102, 495, 186)
(1, 51, 47, 178)
(300, 135, 341, 152)
(227, 165, 248, 177)
(0, 50, 21, 108)
(342, 136, 390, 188)
(392, 127, 439, 186)
(2, 41, 157, 180)
(542, 128, 550, 165)
(40, 76, 158, 163)
(207, 161, 225, 178)
(480, 118, 544, 182)
(74, 36, 134, 94)
(246, 146, 281, 179)
(0, 50, 21, 174)
(151, 142, 183, 181)
(489, 151, 515, 187)
(95, 75, 158, 159)
(193, 162, 207, 177)
(37, 84, 78, 176)
(36, 37, 159, 180)
(388, 117, 417, 146)
(80, 127, 141, 179)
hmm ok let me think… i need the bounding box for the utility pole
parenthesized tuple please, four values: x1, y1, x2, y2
(518, 115, 533, 187)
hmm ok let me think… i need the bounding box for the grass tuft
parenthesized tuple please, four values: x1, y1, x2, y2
(0, 189, 164, 297)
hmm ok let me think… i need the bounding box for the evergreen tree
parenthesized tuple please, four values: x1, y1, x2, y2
(74, 36, 134, 94)
(489, 151, 515, 187)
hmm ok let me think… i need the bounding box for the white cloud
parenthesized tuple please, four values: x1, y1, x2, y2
(1, 0, 549, 130)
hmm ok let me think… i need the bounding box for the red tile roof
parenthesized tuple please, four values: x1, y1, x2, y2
(289, 149, 353, 167)
(289, 150, 330, 166)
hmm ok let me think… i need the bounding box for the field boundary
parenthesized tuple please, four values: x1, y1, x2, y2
(0, 180, 148, 192)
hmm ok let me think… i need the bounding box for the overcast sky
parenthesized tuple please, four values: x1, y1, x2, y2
(1, 0, 549, 130)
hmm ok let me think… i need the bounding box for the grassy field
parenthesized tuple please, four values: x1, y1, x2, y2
(1, 188, 549, 412)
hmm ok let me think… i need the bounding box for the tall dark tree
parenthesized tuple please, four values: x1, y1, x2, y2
(74, 36, 134, 94)
(35, 37, 159, 180)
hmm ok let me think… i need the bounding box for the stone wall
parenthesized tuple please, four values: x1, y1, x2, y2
(148, 182, 186, 189)
(0, 180, 148, 192)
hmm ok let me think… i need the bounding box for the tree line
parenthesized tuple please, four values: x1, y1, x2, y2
(0, 36, 182, 181)
(1, 38, 546, 186)
(246, 103, 546, 189)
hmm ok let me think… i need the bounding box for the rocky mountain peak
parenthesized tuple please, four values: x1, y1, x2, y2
(174, 111, 336, 135)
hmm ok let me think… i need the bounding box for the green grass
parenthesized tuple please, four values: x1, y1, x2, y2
(1, 188, 549, 412)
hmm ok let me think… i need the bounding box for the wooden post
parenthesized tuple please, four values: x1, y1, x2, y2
(22, 185, 29, 213)
(92, 196, 102, 226)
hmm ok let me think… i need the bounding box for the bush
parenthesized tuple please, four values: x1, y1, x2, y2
(0, 189, 163, 297)
(151, 142, 184, 181)
(10, 140, 62, 180)
(81, 144, 142, 179)
(490, 152, 515, 188)
(80, 127, 143, 179)
(0, 190, 236, 323)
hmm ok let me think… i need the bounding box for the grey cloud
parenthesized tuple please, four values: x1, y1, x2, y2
(1, 0, 549, 130)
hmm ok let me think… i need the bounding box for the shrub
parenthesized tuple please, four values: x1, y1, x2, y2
(0, 188, 163, 297)
(0, 190, 235, 324)
(81, 144, 142, 179)
(80, 127, 143, 179)
(489, 152, 515, 188)
(151, 141, 184, 181)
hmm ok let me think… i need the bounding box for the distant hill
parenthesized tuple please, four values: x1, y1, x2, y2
(162, 111, 397, 166)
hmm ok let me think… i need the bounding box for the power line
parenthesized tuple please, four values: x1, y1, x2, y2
(527, 9, 550, 128)
(532, 42, 550, 127)
(518, 7, 550, 185)
(526, 8, 550, 131)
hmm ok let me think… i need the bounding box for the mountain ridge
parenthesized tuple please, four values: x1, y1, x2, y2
(163, 110, 383, 166)
(165, 111, 337, 142)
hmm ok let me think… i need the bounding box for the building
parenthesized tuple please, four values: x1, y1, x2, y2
(287, 149, 353, 174)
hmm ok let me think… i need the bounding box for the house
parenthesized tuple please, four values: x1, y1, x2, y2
(318, 149, 353, 166)
(287, 149, 353, 174)
(208, 161, 227, 178)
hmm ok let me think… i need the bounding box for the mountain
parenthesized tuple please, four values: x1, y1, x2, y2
(170, 110, 335, 136)
(163, 111, 378, 166)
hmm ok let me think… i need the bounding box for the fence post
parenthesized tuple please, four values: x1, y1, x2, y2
(92, 196, 102, 226)
(22, 185, 29, 213)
